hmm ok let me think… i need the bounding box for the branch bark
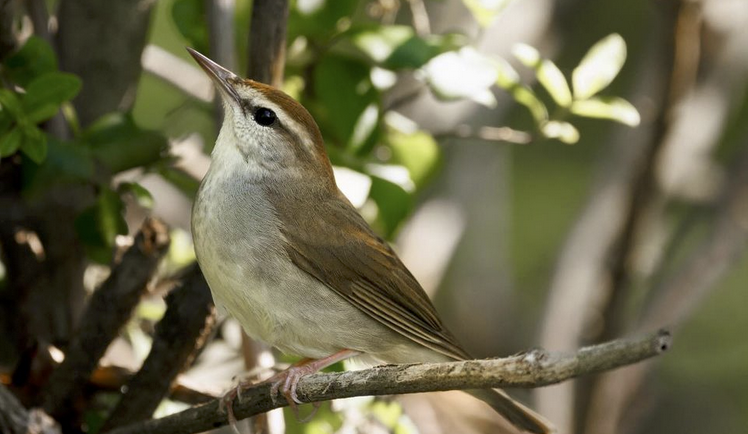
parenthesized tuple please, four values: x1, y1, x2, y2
(0, 0, 16, 58)
(42, 219, 170, 422)
(56, 0, 157, 127)
(102, 264, 215, 430)
(107, 330, 671, 434)
(0, 385, 60, 434)
(246, 0, 289, 86)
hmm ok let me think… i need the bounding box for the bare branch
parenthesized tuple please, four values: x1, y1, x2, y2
(107, 330, 671, 434)
(406, 0, 431, 36)
(246, 0, 289, 86)
(102, 264, 215, 430)
(434, 125, 532, 145)
(42, 219, 170, 421)
(0, 385, 60, 434)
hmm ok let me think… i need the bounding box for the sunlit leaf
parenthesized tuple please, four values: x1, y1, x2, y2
(0, 128, 22, 157)
(424, 47, 498, 107)
(571, 96, 640, 126)
(349, 103, 379, 151)
(495, 58, 548, 123)
(120, 182, 155, 209)
(541, 120, 580, 144)
(351, 25, 412, 63)
(513, 44, 572, 107)
(96, 187, 129, 249)
(572, 33, 627, 99)
(345, 25, 465, 70)
(387, 127, 440, 188)
(462, 0, 513, 27)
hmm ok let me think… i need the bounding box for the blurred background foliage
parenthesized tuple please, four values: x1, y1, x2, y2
(1, 0, 747, 434)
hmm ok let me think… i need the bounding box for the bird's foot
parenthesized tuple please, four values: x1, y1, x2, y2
(219, 379, 254, 434)
(267, 349, 360, 421)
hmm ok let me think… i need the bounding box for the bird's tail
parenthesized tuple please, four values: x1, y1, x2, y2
(467, 388, 556, 434)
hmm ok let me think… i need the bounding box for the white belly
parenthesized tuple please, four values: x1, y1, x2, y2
(191, 168, 405, 360)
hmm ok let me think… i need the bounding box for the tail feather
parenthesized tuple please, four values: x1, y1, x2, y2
(467, 388, 556, 434)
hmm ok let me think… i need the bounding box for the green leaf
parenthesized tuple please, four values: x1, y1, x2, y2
(387, 127, 440, 188)
(84, 113, 167, 173)
(3, 36, 58, 87)
(424, 47, 498, 107)
(495, 60, 549, 123)
(348, 103, 379, 151)
(172, 0, 209, 53)
(75, 186, 129, 263)
(346, 25, 465, 70)
(573, 33, 627, 99)
(0, 128, 23, 157)
(350, 25, 413, 63)
(23, 72, 83, 113)
(571, 96, 640, 126)
(312, 55, 378, 146)
(289, 0, 358, 41)
(119, 182, 155, 209)
(27, 104, 60, 124)
(158, 165, 200, 198)
(21, 138, 95, 197)
(462, 0, 513, 27)
(541, 120, 580, 144)
(513, 44, 572, 107)
(19, 125, 48, 163)
(0, 89, 24, 119)
(368, 176, 413, 238)
(97, 187, 129, 244)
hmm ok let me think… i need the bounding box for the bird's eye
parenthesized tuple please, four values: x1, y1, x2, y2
(253, 107, 277, 127)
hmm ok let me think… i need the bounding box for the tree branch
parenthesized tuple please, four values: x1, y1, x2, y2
(246, 0, 289, 86)
(42, 219, 170, 422)
(107, 330, 671, 434)
(0, 385, 59, 434)
(102, 264, 215, 430)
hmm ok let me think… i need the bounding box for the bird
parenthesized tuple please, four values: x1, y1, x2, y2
(187, 47, 554, 434)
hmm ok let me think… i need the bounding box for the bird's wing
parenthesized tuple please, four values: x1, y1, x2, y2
(275, 190, 470, 361)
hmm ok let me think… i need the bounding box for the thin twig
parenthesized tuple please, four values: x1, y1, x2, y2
(107, 330, 671, 434)
(407, 0, 431, 36)
(102, 264, 215, 430)
(42, 219, 170, 422)
(434, 125, 533, 144)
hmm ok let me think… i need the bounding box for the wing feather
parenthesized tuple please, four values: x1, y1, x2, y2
(275, 191, 469, 361)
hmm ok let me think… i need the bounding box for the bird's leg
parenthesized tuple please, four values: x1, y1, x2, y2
(268, 349, 360, 418)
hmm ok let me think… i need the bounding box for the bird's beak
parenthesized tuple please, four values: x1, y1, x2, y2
(186, 47, 242, 105)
